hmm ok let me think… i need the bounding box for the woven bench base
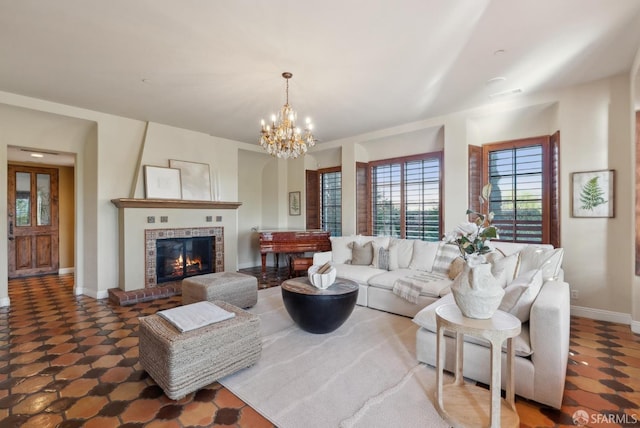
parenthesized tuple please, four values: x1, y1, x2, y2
(182, 272, 258, 308)
(139, 300, 261, 400)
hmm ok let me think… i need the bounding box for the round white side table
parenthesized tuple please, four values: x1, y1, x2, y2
(434, 304, 521, 428)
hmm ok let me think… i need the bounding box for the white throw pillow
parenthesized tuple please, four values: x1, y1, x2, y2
(431, 243, 461, 276)
(330, 236, 356, 264)
(409, 240, 439, 272)
(499, 269, 543, 322)
(491, 253, 519, 288)
(517, 247, 564, 280)
(388, 239, 415, 270)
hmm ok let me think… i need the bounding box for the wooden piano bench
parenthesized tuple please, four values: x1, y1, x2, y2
(289, 255, 314, 278)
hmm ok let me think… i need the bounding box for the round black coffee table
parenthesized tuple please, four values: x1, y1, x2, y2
(281, 277, 358, 334)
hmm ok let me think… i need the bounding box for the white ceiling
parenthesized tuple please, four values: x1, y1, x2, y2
(1, 0, 640, 146)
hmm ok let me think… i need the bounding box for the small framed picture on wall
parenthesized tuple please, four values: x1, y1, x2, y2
(289, 191, 301, 216)
(571, 169, 615, 218)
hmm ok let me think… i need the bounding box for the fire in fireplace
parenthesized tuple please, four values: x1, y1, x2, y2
(156, 237, 214, 283)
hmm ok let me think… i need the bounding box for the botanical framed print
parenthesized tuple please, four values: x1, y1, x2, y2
(571, 169, 615, 218)
(144, 165, 182, 199)
(169, 159, 212, 201)
(289, 191, 301, 216)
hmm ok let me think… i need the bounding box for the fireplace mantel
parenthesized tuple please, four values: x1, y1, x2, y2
(111, 198, 242, 210)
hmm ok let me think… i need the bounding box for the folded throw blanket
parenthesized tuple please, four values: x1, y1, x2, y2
(158, 301, 235, 332)
(392, 272, 449, 304)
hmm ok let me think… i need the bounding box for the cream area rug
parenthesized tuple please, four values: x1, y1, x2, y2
(219, 286, 448, 428)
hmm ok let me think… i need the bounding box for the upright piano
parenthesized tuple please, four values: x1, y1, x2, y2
(259, 230, 331, 278)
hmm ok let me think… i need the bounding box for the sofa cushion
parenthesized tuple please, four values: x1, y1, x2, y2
(499, 269, 543, 322)
(388, 239, 414, 270)
(368, 269, 452, 298)
(517, 247, 564, 281)
(330, 236, 356, 264)
(409, 240, 439, 272)
(431, 243, 460, 276)
(348, 241, 374, 266)
(412, 294, 533, 357)
(334, 264, 387, 284)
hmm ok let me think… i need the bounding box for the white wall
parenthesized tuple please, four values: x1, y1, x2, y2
(237, 149, 272, 268)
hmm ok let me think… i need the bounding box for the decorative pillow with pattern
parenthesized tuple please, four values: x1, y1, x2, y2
(371, 242, 390, 270)
(431, 242, 461, 276)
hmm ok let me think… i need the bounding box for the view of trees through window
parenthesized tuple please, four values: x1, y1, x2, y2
(320, 170, 342, 236)
(487, 144, 544, 243)
(371, 154, 441, 241)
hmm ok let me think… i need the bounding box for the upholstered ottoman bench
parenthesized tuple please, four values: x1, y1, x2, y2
(182, 272, 258, 308)
(138, 300, 261, 400)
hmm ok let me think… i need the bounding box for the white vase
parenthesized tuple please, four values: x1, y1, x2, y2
(451, 262, 504, 319)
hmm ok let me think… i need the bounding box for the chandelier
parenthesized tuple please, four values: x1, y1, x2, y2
(259, 72, 316, 159)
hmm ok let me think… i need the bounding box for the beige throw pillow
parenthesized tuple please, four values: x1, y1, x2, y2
(348, 241, 374, 266)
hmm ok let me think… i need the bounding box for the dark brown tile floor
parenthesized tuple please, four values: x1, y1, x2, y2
(0, 269, 638, 427)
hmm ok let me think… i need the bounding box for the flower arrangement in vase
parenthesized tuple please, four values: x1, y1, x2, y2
(444, 183, 503, 319)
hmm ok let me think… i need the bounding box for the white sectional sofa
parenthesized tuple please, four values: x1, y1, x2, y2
(312, 235, 570, 409)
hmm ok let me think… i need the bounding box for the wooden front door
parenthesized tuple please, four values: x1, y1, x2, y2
(7, 165, 59, 278)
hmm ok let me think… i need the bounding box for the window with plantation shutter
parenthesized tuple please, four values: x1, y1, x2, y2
(480, 136, 558, 244)
(319, 168, 342, 236)
(371, 152, 442, 241)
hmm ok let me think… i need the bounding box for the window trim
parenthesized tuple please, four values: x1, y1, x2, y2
(318, 166, 342, 236)
(368, 151, 443, 240)
(481, 135, 554, 245)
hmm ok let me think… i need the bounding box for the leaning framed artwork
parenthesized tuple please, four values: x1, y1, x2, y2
(144, 165, 182, 199)
(289, 191, 301, 216)
(169, 159, 212, 201)
(571, 169, 615, 218)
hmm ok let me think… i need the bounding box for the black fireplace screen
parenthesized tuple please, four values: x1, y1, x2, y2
(156, 237, 213, 283)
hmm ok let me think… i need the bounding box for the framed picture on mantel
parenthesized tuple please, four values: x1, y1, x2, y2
(144, 165, 182, 200)
(169, 159, 212, 201)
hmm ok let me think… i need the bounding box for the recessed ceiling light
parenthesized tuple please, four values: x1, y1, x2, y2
(489, 88, 523, 99)
(30, 153, 44, 158)
(493, 49, 506, 56)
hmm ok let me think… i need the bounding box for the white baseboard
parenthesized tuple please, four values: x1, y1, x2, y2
(0, 297, 10, 308)
(74, 287, 109, 300)
(632, 320, 640, 335)
(58, 267, 75, 275)
(571, 304, 632, 325)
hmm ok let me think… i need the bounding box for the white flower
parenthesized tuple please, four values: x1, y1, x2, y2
(454, 222, 477, 237)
